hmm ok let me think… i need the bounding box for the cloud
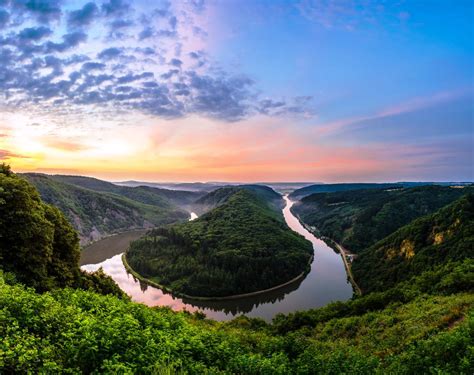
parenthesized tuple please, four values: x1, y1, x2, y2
(0, 9, 9, 27)
(0, 0, 312, 122)
(81, 61, 106, 72)
(110, 18, 134, 29)
(97, 47, 123, 60)
(138, 26, 154, 40)
(102, 0, 130, 17)
(186, 72, 256, 121)
(18, 26, 52, 41)
(12, 0, 62, 23)
(68, 2, 98, 28)
(0, 149, 29, 159)
(315, 89, 471, 136)
(44, 31, 87, 53)
(170, 58, 183, 68)
(43, 138, 90, 152)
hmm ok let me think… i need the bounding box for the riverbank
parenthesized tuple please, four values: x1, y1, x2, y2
(289, 207, 362, 295)
(122, 252, 313, 301)
(320, 237, 362, 295)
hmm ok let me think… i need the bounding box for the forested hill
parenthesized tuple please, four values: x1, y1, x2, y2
(24, 173, 189, 245)
(292, 185, 472, 253)
(38, 174, 204, 207)
(126, 188, 313, 297)
(352, 193, 474, 293)
(289, 183, 402, 200)
(193, 184, 283, 215)
(0, 165, 123, 295)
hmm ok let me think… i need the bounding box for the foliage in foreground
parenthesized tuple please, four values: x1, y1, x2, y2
(0, 269, 472, 374)
(127, 189, 313, 297)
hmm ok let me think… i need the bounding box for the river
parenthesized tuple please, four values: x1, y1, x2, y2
(80, 195, 353, 321)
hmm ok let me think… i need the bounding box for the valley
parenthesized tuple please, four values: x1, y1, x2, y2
(1, 166, 472, 373)
(80, 194, 353, 321)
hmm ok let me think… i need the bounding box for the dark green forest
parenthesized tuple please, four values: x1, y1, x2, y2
(292, 185, 472, 253)
(289, 182, 402, 199)
(0, 164, 124, 296)
(192, 184, 284, 215)
(126, 188, 313, 297)
(352, 193, 474, 292)
(1, 165, 473, 373)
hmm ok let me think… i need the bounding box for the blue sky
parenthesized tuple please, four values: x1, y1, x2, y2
(0, 0, 472, 181)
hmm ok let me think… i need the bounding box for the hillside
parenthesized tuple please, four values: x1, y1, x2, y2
(43, 174, 204, 207)
(0, 165, 123, 295)
(24, 174, 189, 245)
(289, 183, 402, 200)
(2, 164, 473, 373)
(126, 188, 313, 297)
(193, 184, 283, 215)
(292, 185, 472, 253)
(352, 194, 474, 292)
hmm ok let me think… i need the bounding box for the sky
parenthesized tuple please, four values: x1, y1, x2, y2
(0, 0, 472, 182)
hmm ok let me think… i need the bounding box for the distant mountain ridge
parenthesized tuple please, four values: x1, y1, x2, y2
(46, 175, 204, 207)
(116, 180, 225, 192)
(290, 182, 472, 200)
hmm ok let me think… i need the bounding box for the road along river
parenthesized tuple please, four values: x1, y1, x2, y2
(81, 196, 353, 321)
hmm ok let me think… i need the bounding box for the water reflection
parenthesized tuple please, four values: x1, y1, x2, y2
(80, 197, 353, 321)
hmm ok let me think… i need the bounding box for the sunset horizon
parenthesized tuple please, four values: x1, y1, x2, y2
(1, 0, 472, 182)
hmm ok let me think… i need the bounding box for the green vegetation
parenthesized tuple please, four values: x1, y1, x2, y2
(24, 173, 190, 245)
(0, 164, 123, 296)
(127, 188, 313, 297)
(353, 194, 474, 292)
(292, 185, 471, 253)
(289, 182, 402, 200)
(1, 166, 473, 373)
(46, 174, 203, 207)
(1, 261, 472, 373)
(193, 184, 284, 215)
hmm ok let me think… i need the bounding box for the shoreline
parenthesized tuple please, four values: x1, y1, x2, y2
(289, 206, 362, 295)
(320, 237, 362, 295)
(122, 252, 313, 301)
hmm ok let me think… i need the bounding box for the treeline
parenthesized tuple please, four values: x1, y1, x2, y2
(192, 184, 284, 215)
(127, 189, 313, 297)
(292, 185, 472, 253)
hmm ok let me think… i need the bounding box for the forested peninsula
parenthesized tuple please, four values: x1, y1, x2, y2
(126, 187, 313, 297)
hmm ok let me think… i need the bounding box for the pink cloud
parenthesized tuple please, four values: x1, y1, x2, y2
(315, 88, 470, 136)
